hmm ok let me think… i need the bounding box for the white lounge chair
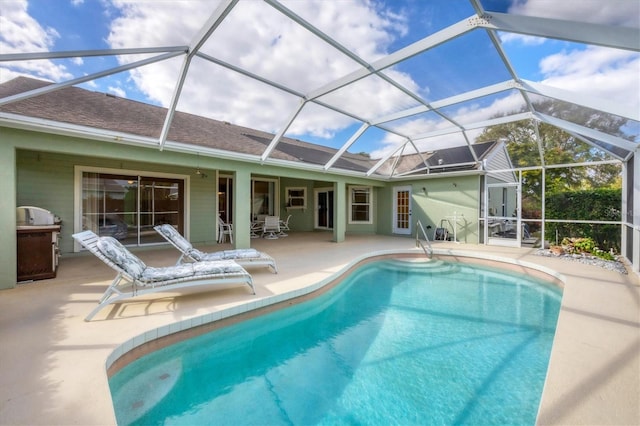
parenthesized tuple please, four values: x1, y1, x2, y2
(73, 230, 255, 321)
(154, 224, 278, 273)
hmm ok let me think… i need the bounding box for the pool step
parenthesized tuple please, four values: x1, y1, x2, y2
(384, 259, 460, 274)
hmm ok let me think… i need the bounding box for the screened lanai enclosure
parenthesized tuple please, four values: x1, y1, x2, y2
(0, 0, 638, 274)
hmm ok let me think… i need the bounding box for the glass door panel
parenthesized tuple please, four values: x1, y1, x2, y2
(315, 189, 334, 229)
(82, 173, 136, 243)
(218, 177, 233, 224)
(139, 178, 183, 245)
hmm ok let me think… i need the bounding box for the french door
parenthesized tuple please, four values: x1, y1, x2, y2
(393, 186, 412, 235)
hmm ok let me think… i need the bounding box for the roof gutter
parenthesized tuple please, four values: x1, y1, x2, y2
(389, 169, 485, 181)
(0, 112, 160, 148)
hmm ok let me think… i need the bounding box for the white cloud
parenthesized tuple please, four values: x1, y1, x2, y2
(498, 32, 546, 46)
(83, 78, 98, 88)
(105, 0, 410, 136)
(0, 0, 72, 82)
(369, 91, 526, 158)
(371, 5, 640, 159)
(107, 85, 125, 97)
(539, 46, 640, 111)
(370, 43, 640, 158)
(500, 0, 639, 46)
(508, 0, 640, 28)
(0, 67, 35, 83)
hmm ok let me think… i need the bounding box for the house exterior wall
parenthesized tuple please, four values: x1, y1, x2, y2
(345, 184, 378, 235)
(278, 178, 382, 235)
(2, 127, 386, 288)
(15, 149, 215, 252)
(279, 177, 318, 232)
(378, 176, 481, 244)
(1, 126, 491, 289)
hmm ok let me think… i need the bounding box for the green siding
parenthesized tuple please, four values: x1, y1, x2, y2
(280, 177, 316, 231)
(17, 150, 79, 255)
(15, 147, 482, 254)
(2, 127, 487, 288)
(376, 185, 393, 235)
(189, 173, 218, 244)
(345, 184, 378, 235)
(403, 176, 480, 244)
(0, 142, 16, 290)
(15, 149, 212, 253)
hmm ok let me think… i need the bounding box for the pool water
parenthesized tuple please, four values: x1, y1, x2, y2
(109, 259, 562, 425)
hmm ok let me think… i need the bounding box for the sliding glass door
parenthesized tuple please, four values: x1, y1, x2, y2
(81, 171, 184, 245)
(315, 188, 334, 229)
(218, 176, 233, 224)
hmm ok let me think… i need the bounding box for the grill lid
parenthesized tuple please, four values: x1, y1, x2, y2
(17, 206, 58, 226)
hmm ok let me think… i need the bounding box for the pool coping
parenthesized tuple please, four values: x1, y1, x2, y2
(0, 234, 637, 425)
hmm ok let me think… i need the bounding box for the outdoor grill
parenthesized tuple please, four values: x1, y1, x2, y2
(16, 206, 61, 282)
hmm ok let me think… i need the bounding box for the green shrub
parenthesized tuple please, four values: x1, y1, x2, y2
(560, 237, 616, 261)
(546, 188, 621, 252)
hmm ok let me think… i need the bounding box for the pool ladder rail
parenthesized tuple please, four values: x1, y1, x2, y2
(415, 220, 434, 259)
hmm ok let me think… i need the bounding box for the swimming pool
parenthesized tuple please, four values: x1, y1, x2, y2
(109, 258, 562, 425)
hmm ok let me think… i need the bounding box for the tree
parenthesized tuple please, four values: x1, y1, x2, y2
(475, 99, 628, 249)
(475, 99, 626, 193)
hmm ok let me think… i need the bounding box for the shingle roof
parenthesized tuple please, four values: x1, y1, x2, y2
(0, 76, 497, 176)
(377, 141, 498, 176)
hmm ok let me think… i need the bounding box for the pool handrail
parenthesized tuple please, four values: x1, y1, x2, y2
(415, 220, 433, 259)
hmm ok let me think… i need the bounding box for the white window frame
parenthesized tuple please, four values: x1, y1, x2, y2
(348, 185, 373, 224)
(285, 186, 307, 210)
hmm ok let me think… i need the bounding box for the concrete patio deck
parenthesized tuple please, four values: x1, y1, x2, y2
(0, 232, 638, 425)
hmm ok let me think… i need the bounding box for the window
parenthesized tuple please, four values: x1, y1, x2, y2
(252, 179, 278, 218)
(349, 186, 372, 224)
(286, 187, 306, 210)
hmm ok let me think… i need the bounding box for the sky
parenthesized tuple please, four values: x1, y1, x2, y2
(1, 0, 638, 158)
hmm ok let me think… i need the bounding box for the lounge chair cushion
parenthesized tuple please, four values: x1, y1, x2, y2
(192, 260, 245, 274)
(138, 263, 195, 283)
(223, 249, 261, 259)
(156, 224, 193, 253)
(138, 260, 246, 285)
(190, 248, 261, 262)
(96, 237, 147, 279)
